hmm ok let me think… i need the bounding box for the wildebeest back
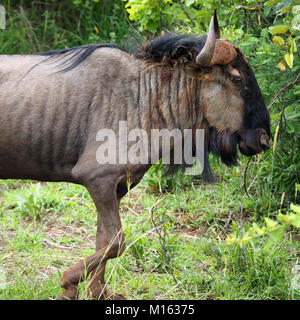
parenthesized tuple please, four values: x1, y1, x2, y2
(0, 48, 141, 182)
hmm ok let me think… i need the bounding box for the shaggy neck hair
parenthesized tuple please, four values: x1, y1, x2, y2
(135, 34, 207, 66)
(136, 34, 241, 169)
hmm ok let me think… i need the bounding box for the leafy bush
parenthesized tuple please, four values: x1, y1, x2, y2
(226, 202, 300, 246)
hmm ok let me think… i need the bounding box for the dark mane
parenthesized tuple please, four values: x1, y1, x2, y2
(135, 33, 207, 66)
(34, 34, 207, 73)
(36, 43, 120, 73)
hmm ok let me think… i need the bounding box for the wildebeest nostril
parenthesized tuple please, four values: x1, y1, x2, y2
(260, 133, 270, 150)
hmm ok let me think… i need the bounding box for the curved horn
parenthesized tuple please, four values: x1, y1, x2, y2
(196, 9, 220, 66)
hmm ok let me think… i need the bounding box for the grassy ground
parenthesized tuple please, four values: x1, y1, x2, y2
(0, 159, 299, 300)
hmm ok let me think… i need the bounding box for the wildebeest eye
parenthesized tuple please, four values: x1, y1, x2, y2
(231, 76, 242, 84)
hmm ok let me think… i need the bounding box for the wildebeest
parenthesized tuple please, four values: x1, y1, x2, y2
(0, 11, 270, 299)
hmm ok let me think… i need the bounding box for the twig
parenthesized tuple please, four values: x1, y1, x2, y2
(280, 170, 300, 174)
(239, 169, 244, 234)
(268, 75, 300, 110)
(178, 2, 196, 27)
(222, 211, 234, 233)
(124, 205, 139, 216)
(42, 238, 78, 250)
(243, 156, 253, 195)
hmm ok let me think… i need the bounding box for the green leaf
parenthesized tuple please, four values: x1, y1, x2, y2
(264, 228, 284, 252)
(146, 20, 159, 33)
(265, 217, 278, 229)
(292, 14, 300, 31)
(278, 61, 286, 71)
(185, 0, 195, 6)
(291, 204, 300, 215)
(272, 35, 284, 46)
(281, 6, 292, 14)
(264, 5, 272, 16)
(265, 0, 282, 6)
(269, 25, 289, 35)
(290, 39, 297, 53)
(285, 53, 293, 69)
(278, 209, 300, 228)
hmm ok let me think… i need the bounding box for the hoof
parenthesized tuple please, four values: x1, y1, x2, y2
(105, 290, 127, 300)
(106, 291, 126, 300)
(60, 285, 78, 300)
(88, 285, 126, 300)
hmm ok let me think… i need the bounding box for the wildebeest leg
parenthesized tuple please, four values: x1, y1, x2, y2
(202, 146, 215, 183)
(60, 178, 125, 300)
(201, 128, 215, 183)
(86, 197, 125, 300)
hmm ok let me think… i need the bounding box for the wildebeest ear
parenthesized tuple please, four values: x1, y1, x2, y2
(184, 63, 208, 78)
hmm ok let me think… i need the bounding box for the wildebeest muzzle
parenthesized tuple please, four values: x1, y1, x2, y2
(238, 128, 270, 156)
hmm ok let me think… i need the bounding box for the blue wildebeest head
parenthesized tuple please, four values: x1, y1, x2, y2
(138, 10, 270, 167)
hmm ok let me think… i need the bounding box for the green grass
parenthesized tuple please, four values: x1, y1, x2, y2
(0, 159, 299, 300)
